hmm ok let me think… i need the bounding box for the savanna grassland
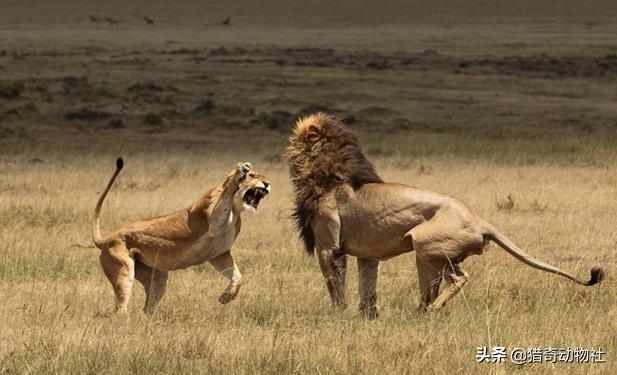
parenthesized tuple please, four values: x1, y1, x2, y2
(1, 1, 616, 373)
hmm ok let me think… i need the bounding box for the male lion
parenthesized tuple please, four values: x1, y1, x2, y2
(286, 113, 604, 318)
(92, 159, 270, 313)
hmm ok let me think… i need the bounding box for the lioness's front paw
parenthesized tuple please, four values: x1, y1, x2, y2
(234, 162, 252, 184)
(218, 290, 238, 305)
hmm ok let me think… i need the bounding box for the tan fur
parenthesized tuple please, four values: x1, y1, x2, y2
(92, 160, 270, 313)
(286, 113, 604, 318)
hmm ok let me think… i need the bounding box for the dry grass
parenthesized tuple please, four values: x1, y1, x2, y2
(0, 140, 615, 374)
(2, 0, 617, 372)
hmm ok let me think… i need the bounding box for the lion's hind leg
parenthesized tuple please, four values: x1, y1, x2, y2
(357, 258, 379, 319)
(409, 213, 482, 313)
(425, 264, 469, 312)
(415, 257, 444, 313)
(134, 260, 169, 313)
(416, 255, 469, 313)
(99, 242, 135, 314)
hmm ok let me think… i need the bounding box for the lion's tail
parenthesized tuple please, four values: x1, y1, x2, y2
(92, 158, 124, 249)
(483, 221, 604, 286)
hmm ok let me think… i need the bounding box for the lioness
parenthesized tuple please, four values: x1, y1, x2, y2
(286, 113, 604, 318)
(92, 159, 270, 313)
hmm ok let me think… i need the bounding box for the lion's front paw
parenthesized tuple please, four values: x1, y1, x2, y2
(359, 305, 379, 320)
(234, 162, 252, 184)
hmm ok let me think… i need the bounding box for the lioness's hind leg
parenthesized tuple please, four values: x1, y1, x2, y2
(357, 258, 379, 319)
(134, 261, 169, 313)
(99, 243, 135, 314)
(426, 264, 469, 312)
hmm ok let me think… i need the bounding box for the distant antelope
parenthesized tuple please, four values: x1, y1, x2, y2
(106, 17, 119, 26)
(89, 15, 101, 23)
(144, 16, 154, 25)
(221, 17, 231, 26)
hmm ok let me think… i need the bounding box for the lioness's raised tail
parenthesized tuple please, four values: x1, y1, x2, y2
(483, 221, 604, 286)
(92, 157, 124, 249)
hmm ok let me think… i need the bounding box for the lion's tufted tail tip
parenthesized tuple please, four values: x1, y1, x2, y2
(116, 157, 124, 171)
(587, 267, 605, 286)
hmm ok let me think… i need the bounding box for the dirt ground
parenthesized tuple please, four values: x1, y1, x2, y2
(1, 1, 616, 373)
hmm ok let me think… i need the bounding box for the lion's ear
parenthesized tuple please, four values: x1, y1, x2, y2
(331, 173, 345, 183)
(307, 124, 320, 142)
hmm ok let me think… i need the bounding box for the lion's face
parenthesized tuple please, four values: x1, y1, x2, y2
(235, 170, 270, 213)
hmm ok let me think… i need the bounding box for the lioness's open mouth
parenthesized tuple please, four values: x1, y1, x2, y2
(242, 187, 268, 209)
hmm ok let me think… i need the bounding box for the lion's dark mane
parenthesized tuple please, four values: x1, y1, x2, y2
(285, 113, 383, 254)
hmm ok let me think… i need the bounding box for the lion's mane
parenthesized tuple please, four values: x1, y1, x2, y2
(285, 113, 383, 254)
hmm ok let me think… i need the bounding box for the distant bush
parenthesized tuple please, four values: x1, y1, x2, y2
(128, 82, 164, 92)
(65, 108, 112, 121)
(496, 194, 515, 211)
(145, 113, 162, 126)
(0, 81, 23, 100)
(193, 99, 217, 115)
(256, 110, 294, 130)
(108, 118, 124, 129)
